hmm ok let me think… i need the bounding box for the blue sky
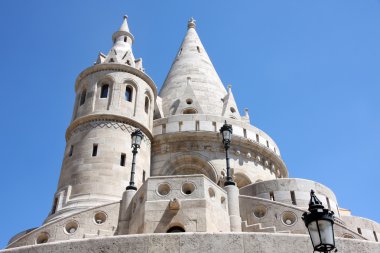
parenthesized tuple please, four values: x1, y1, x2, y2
(1, 0, 380, 248)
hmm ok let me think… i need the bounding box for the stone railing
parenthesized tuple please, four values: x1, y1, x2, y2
(153, 114, 281, 157)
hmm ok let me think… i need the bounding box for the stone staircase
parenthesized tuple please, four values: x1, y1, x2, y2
(241, 221, 290, 234)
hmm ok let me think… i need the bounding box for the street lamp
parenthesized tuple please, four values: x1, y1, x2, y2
(219, 121, 235, 186)
(302, 190, 336, 253)
(126, 129, 144, 190)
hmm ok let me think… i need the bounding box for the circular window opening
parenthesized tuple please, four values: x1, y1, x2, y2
(253, 205, 267, 218)
(230, 107, 236, 113)
(167, 226, 185, 233)
(182, 182, 196, 195)
(64, 221, 78, 234)
(157, 183, 171, 196)
(208, 187, 216, 199)
(281, 211, 297, 226)
(182, 108, 197, 114)
(36, 232, 49, 244)
(94, 212, 107, 225)
(186, 98, 193, 105)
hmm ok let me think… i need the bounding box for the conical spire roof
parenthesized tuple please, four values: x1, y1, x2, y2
(159, 18, 228, 116)
(222, 85, 241, 120)
(119, 15, 130, 32)
(96, 15, 144, 71)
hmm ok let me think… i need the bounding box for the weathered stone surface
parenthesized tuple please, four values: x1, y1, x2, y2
(2, 233, 380, 253)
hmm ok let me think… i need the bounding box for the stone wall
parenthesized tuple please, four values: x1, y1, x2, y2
(240, 178, 339, 215)
(8, 202, 120, 248)
(342, 215, 380, 242)
(2, 233, 379, 253)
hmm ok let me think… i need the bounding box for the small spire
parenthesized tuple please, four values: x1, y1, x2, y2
(188, 17, 196, 29)
(227, 84, 232, 93)
(244, 108, 249, 117)
(112, 14, 134, 44)
(119, 15, 130, 32)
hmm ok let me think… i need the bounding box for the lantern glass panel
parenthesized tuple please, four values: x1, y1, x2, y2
(308, 221, 321, 248)
(135, 135, 142, 146)
(132, 135, 137, 145)
(318, 219, 334, 246)
(223, 130, 231, 141)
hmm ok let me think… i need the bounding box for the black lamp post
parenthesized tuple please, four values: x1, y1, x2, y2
(126, 129, 144, 191)
(219, 121, 235, 186)
(302, 190, 336, 253)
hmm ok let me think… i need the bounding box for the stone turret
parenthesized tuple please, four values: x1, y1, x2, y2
(159, 18, 228, 117)
(152, 19, 288, 188)
(46, 16, 157, 222)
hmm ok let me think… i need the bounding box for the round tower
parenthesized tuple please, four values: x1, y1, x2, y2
(47, 16, 156, 222)
(152, 19, 288, 188)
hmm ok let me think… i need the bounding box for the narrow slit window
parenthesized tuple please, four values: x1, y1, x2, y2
(179, 121, 183, 131)
(326, 197, 331, 210)
(256, 134, 260, 142)
(357, 228, 362, 235)
(374, 231, 378, 242)
(197, 46, 200, 53)
(125, 86, 133, 102)
(144, 97, 149, 114)
(92, 144, 98, 157)
(100, 84, 109, 98)
(290, 191, 297, 205)
(143, 170, 146, 182)
(69, 145, 74, 157)
(80, 89, 87, 105)
(212, 122, 217, 132)
(162, 124, 166, 134)
(243, 128, 247, 138)
(120, 153, 126, 167)
(269, 192, 275, 201)
(124, 36, 127, 42)
(266, 140, 269, 148)
(195, 121, 200, 131)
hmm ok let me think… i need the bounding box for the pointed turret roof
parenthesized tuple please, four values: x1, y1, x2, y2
(222, 85, 241, 120)
(96, 15, 144, 71)
(159, 18, 228, 116)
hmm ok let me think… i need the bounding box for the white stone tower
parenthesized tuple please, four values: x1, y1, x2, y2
(46, 16, 157, 222)
(152, 18, 288, 188)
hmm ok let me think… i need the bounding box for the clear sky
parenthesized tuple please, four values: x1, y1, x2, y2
(1, 0, 379, 248)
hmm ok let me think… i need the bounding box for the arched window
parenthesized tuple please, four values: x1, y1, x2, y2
(144, 96, 149, 114)
(125, 86, 133, 102)
(167, 226, 185, 233)
(80, 89, 87, 105)
(100, 84, 109, 98)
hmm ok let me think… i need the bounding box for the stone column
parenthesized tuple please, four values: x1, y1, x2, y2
(116, 189, 136, 235)
(224, 184, 242, 232)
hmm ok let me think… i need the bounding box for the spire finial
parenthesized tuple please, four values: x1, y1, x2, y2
(188, 17, 196, 29)
(119, 14, 130, 32)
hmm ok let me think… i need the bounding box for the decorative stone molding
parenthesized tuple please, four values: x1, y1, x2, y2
(70, 120, 151, 147)
(66, 114, 153, 145)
